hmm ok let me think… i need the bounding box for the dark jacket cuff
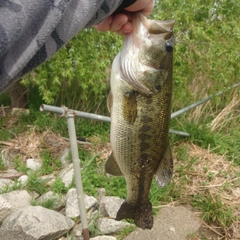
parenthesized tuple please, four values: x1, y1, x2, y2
(114, 0, 137, 13)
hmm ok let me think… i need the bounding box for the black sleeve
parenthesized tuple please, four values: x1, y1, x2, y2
(114, 0, 137, 13)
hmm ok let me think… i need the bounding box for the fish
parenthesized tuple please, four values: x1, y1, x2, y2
(106, 12, 175, 230)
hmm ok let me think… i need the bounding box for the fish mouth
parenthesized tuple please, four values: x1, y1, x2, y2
(119, 13, 175, 94)
(131, 12, 175, 37)
(148, 19, 175, 35)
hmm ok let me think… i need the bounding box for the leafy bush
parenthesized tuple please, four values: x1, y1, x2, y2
(22, 29, 122, 113)
(153, 0, 240, 111)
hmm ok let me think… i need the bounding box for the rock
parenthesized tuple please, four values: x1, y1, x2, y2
(0, 206, 74, 240)
(60, 148, 71, 166)
(18, 175, 28, 185)
(26, 158, 42, 171)
(30, 191, 40, 200)
(65, 188, 97, 218)
(0, 197, 12, 224)
(98, 188, 106, 199)
(70, 223, 82, 239)
(124, 206, 202, 240)
(37, 191, 65, 210)
(0, 178, 14, 189)
(90, 236, 117, 240)
(99, 196, 124, 219)
(59, 163, 74, 187)
(0, 168, 24, 179)
(0, 190, 31, 223)
(0, 149, 13, 167)
(40, 173, 56, 186)
(98, 218, 133, 235)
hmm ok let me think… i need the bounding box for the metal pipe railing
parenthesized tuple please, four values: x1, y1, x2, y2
(40, 104, 111, 123)
(171, 82, 240, 119)
(40, 104, 190, 137)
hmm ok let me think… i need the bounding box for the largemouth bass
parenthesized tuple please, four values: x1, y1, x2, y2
(106, 13, 175, 230)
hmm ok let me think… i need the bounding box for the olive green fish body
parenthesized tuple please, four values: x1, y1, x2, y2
(106, 13, 175, 229)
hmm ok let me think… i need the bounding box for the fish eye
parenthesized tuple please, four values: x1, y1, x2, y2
(165, 42, 173, 52)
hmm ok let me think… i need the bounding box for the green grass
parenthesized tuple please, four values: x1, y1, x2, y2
(39, 149, 62, 175)
(116, 225, 136, 240)
(192, 193, 235, 227)
(0, 93, 11, 106)
(13, 155, 28, 173)
(75, 147, 127, 198)
(51, 177, 67, 194)
(32, 198, 57, 210)
(0, 128, 14, 141)
(170, 114, 240, 167)
(0, 157, 7, 171)
(26, 172, 48, 195)
(33, 111, 110, 138)
(0, 180, 24, 194)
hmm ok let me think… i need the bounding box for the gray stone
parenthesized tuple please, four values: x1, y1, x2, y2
(18, 175, 28, 185)
(71, 223, 83, 239)
(37, 191, 65, 210)
(0, 197, 12, 224)
(0, 178, 14, 189)
(59, 163, 74, 187)
(124, 206, 202, 240)
(60, 148, 71, 166)
(0, 206, 74, 240)
(26, 158, 42, 171)
(0, 149, 13, 167)
(65, 188, 97, 218)
(0, 168, 24, 179)
(98, 218, 133, 235)
(99, 196, 124, 219)
(0, 190, 31, 223)
(90, 237, 117, 240)
(40, 173, 56, 186)
(97, 188, 106, 199)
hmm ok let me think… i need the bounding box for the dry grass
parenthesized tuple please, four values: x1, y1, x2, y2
(209, 92, 240, 132)
(0, 129, 110, 165)
(173, 142, 240, 239)
(186, 90, 240, 126)
(0, 128, 70, 161)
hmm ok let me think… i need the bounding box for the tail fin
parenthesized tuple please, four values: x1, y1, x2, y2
(116, 201, 153, 229)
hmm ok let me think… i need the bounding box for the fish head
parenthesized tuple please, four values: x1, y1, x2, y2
(120, 13, 175, 94)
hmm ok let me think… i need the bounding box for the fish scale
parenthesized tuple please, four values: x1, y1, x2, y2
(106, 12, 175, 229)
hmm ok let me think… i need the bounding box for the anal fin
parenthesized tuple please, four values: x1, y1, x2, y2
(155, 141, 173, 187)
(105, 152, 123, 176)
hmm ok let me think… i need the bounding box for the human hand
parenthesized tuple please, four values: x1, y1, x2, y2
(93, 0, 154, 35)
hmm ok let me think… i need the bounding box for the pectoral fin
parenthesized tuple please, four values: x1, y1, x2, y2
(107, 91, 113, 113)
(122, 91, 137, 124)
(155, 142, 173, 187)
(105, 152, 123, 176)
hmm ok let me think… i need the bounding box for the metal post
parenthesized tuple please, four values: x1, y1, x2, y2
(67, 111, 90, 240)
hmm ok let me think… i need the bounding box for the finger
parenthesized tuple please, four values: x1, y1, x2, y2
(93, 16, 113, 32)
(109, 13, 128, 32)
(116, 21, 133, 35)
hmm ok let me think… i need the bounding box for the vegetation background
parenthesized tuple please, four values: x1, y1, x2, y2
(0, 0, 240, 239)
